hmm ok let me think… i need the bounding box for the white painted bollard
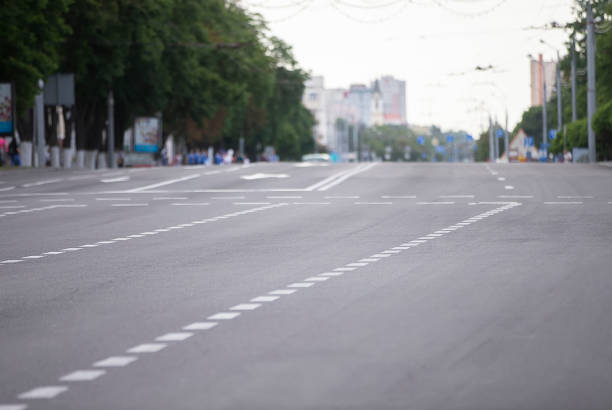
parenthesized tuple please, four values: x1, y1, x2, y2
(51, 146, 61, 168)
(20, 142, 33, 167)
(76, 150, 85, 168)
(97, 152, 107, 169)
(63, 149, 73, 168)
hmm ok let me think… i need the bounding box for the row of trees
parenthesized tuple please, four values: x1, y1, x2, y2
(1, 0, 315, 160)
(512, 0, 612, 160)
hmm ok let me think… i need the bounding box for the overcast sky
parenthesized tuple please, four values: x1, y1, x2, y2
(241, 0, 576, 137)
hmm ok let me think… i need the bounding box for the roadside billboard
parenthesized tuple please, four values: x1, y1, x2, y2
(0, 83, 15, 136)
(133, 117, 160, 152)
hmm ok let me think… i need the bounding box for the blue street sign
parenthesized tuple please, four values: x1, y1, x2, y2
(421, 152, 427, 159)
(446, 135, 454, 143)
(417, 136, 425, 145)
(549, 129, 557, 140)
(435, 146, 446, 154)
(466, 134, 473, 141)
(496, 129, 504, 138)
(524, 136, 534, 147)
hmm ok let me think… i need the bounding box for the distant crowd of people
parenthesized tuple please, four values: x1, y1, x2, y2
(159, 148, 252, 167)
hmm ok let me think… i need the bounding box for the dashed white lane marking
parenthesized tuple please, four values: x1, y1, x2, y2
(1, 260, 24, 264)
(251, 296, 280, 302)
(230, 303, 262, 311)
(183, 322, 218, 330)
(208, 312, 241, 320)
(152, 197, 188, 200)
(171, 203, 209, 206)
(93, 356, 137, 367)
(497, 177, 506, 181)
(0, 204, 86, 219)
(382, 250, 401, 254)
(0, 404, 27, 410)
(60, 370, 106, 382)
(126, 173, 200, 192)
(0, 205, 24, 209)
(155, 333, 193, 342)
(96, 197, 131, 201)
(359, 258, 379, 262)
(61, 248, 82, 252)
(381, 195, 415, 199)
(355, 202, 392, 205)
(288, 282, 315, 288)
(304, 276, 329, 282)
(544, 201, 583, 205)
(111, 203, 148, 207)
(557, 195, 593, 199)
(101, 176, 130, 183)
(23, 255, 45, 259)
(127, 343, 167, 353)
(233, 202, 271, 205)
(212, 196, 245, 200)
(18, 386, 68, 399)
(267, 195, 302, 199)
(347, 262, 368, 267)
(22, 178, 63, 188)
(293, 202, 330, 205)
(0, 186, 16, 192)
(334, 267, 357, 271)
(504, 185, 514, 190)
(325, 195, 360, 199)
(0, 199, 18, 203)
(498, 195, 533, 198)
(269, 289, 297, 295)
(417, 201, 455, 205)
(40, 198, 75, 202)
(371, 253, 392, 257)
(320, 271, 345, 277)
(439, 195, 475, 198)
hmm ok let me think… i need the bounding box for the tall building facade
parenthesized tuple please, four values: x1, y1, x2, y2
(379, 75, 407, 125)
(530, 54, 557, 106)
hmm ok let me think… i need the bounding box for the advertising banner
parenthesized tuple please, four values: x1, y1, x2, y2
(134, 117, 160, 152)
(0, 83, 15, 136)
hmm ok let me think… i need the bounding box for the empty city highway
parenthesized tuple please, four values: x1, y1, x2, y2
(1, 162, 612, 410)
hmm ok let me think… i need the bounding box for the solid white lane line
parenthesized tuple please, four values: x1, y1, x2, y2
(93, 356, 137, 367)
(155, 333, 193, 342)
(96, 197, 131, 201)
(288, 282, 315, 288)
(544, 201, 583, 205)
(22, 178, 63, 188)
(18, 386, 68, 399)
(557, 195, 593, 199)
(269, 289, 297, 295)
(0, 205, 25, 209)
(250, 296, 280, 302)
(208, 312, 241, 320)
(126, 173, 200, 192)
(293, 202, 331, 205)
(304, 167, 356, 191)
(60, 370, 106, 382)
(410, 240, 427, 243)
(127, 343, 167, 353)
(230, 303, 261, 311)
(318, 163, 378, 191)
(97, 241, 115, 244)
(183, 322, 218, 330)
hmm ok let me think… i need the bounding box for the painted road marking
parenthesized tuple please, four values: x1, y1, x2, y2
(212, 196, 245, 199)
(208, 312, 241, 320)
(153, 197, 188, 200)
(325, 195, 360, 199)
(40, 198, 75, 202)
(498, 195, 533, 198)
(293, 202, 331, 205)
(497, 177, 506, 181)
(155, 333, 193, 342)
(127, 174, 200, 192)
(22, 178, 63, 188)
(96, 197, 131, 201)
(381, 195, 415, 199)
(183, 322, 218, 330)
(371, 253, 392, 257)
(347, 262, 368, 266)
(127, 344, 167, 353)
(504, 185, 514, 190)
(269, 289, 297, 295)
(18, 386, 67, 399)
(111, 203, 148, 207)
(23, 255, 44, 259)
(417, 201, 454, 205)
(1, 260, 24, 264)
(334, 267, 357, 271)
(320, 272, 344, 277)
(439, 195, 474, 198)
(359, 258, 379, 262)
(101, 176, 130, 183)
(60, 370, 106, 382)
(230, 303, 262, 311)
(0, 405, 27, 410)
(304, 276, 329, 282)
(544, 201, 583, 205)
(288, 282, 315, 288)
(267, 195, 302, 199)
(93, 356, 137, 367)
(557, 195, 593, 199)
(251, 296, 280, 302)
(355, 202, 392, 205)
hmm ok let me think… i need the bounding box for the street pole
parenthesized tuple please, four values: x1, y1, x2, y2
(586, 0, 597, 162)
(35, 79, 46, 168)
(107, 90, 115, 168)
(542, 80, 548, 153)
(504, 110, 509, 162)
(556, 50, 562, 134)
(352, 120, 358, 161)
(571, 36, 577, 122)
(488, 116, 494, 162)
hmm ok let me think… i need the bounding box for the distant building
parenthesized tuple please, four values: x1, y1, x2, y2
(530, 54, 557, 106)
(302, 74, 407, 153)
(379, 75, 407, 125)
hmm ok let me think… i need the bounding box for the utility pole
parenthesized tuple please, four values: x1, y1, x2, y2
(571, 36, 577, 122)
(488, 116, 494, 162)
(586, 0, 597, 162)
(352, 120, 358, 161)
(542, 80, 548, 152)
(556, 50, 562, 134)
(107, 90, 115, 168)
(504, 110, 509, 162)
(35, 79, 46, 168)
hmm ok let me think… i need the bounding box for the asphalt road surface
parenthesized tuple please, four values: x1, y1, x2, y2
(1, 162, 612, 410)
